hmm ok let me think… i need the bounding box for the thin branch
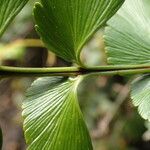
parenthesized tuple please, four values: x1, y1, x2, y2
(0, 39, 150, 77)
(87, 64, 150, 70)
(0, 65, 150, 77)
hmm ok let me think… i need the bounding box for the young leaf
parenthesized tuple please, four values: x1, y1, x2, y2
(22, 77, 93, 150)
(34, 0, 124, 64)
(0, 0, 28, 37)
(104, 0, 150, 65)
(131, 75, 150, 121)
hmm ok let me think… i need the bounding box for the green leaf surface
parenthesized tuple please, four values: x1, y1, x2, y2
(104, 0, 150, 65)
(34, 0, 124, 64)
(0, 0, 28, 37)
(131, 75, 150, 121)
(22, 77, 93, 150)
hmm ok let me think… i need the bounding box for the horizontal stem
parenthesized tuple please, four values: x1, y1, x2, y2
(87, 64, 150, 70)
(88, 68, 150, 76)
(0, 66, 79, 77)
(0, 65, 150, 77)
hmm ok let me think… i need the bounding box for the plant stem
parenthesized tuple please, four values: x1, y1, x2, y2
(86, 64, 150, 70)
(0, 39, 150, 77)
(0, 65, 150, 77)
(0, 66, 79, 77)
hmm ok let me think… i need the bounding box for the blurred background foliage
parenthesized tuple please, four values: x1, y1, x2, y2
(0, 0, 150, 150)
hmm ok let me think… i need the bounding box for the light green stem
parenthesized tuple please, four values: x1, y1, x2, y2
(0, 39, 150, 77)
(0, 65, 150, 77)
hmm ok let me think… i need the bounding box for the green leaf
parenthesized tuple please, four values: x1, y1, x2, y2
(22, 77, 93, 150)
(0, 0, 28, 37)
(131, 75, 150, 121)
(104, 0, 150, 65)
(34, 0, 124, 64)
(0, 127, 2, 149)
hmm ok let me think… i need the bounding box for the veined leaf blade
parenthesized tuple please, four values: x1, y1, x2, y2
(104, 0, 150, 65)
(22, 77, 93, 150)
(34, 0, 124, 64)
(0, 0, 28, 37)
(131, 75, 150, 121)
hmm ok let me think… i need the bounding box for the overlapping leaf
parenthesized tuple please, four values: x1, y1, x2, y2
(34, 0, 124, 64)
(105, 0, 150, 65)
(131, 75, 150, 120)
(0, 0, 28, 37)
(22, 77, 93, 150)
